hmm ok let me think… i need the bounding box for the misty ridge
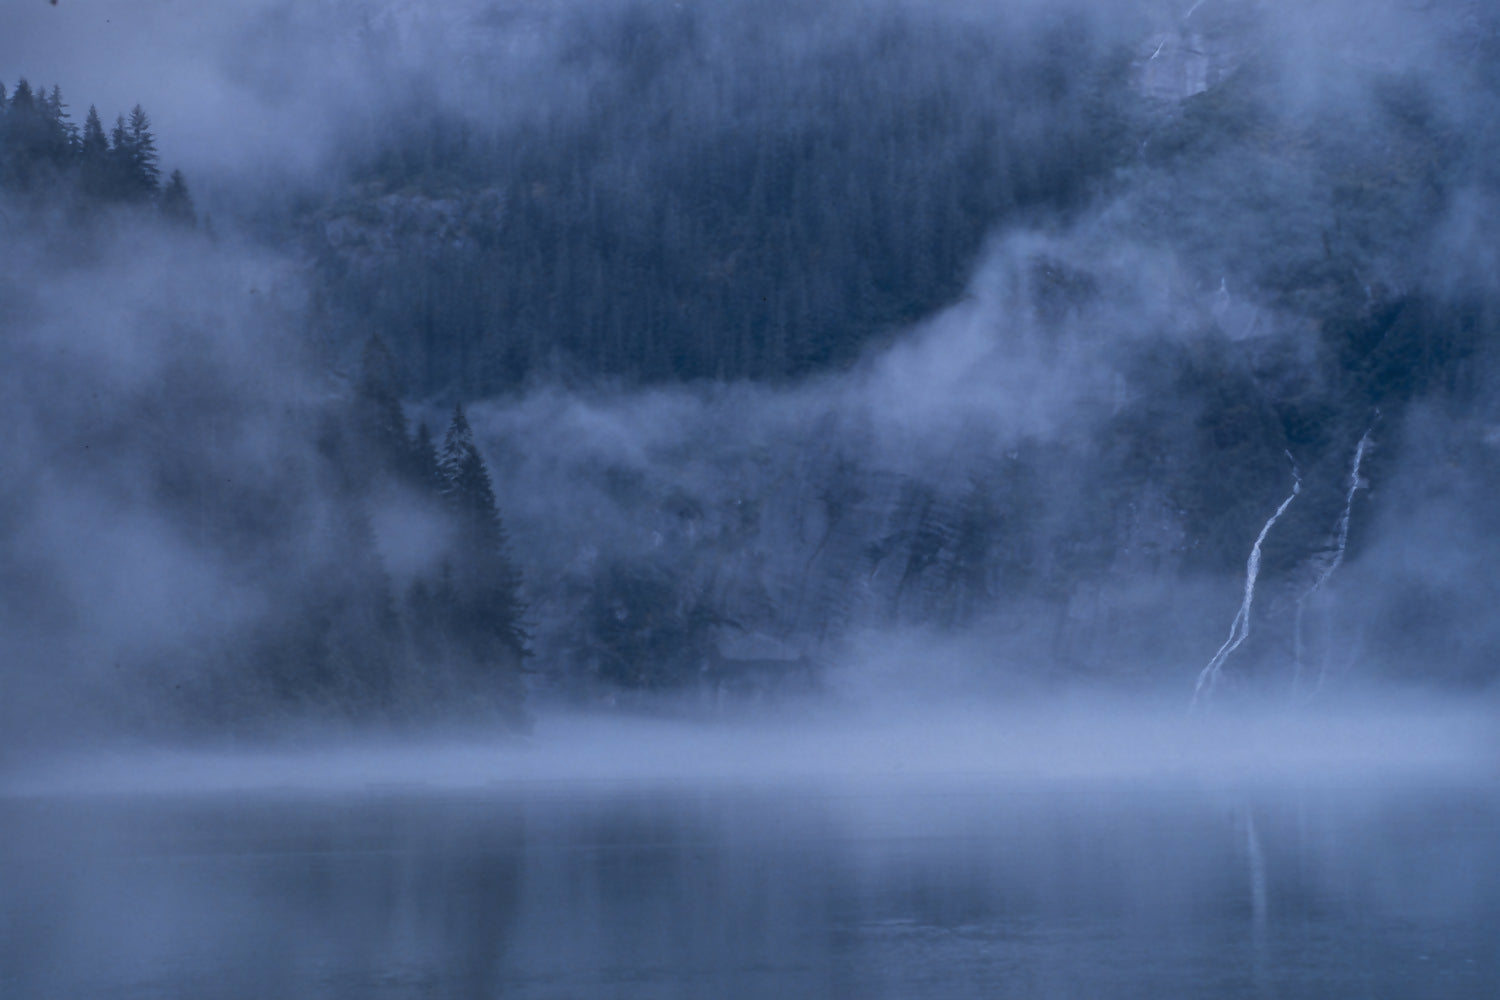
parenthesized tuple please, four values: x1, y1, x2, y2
(2, 0, 1500, 752)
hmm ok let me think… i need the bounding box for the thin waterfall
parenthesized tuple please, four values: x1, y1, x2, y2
(1192, 456, 1301, 706)
(1294, 426, 1375, 690)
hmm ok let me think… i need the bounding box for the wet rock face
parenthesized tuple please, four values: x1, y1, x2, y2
(1138, 30, 1214, 102)
(1135, 1, 1260, 103)
(316, 185, 506, 264)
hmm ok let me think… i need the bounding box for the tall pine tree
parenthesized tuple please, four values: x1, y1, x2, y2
(126, 104, 159, 196)
(107, 114, 132, 198)
(0, 82, 193, 215)
(437, 405, 528, 703)
(1, 80, 38, 187)
(79, 104, 109, 196)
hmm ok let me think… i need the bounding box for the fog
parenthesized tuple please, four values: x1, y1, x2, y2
(0, 0, 1495, 732)
(5, 695, 1495, 800)
(4, 699, 1498, 999)
(2, 2, 1500, 990)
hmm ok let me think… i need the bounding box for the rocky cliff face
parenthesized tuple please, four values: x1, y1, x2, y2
(1135, 1, 1260, 103)
(288, 0, 1500, 699)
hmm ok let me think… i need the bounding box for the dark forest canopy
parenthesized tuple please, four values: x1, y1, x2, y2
(292, 0, 1500, 701)
(286, 0, 1500, 404)
(0, 78, 195, 223)
(3, 0, 1500, 741)
(305, 2, 1139, 391)
(0, 77, 530, 737)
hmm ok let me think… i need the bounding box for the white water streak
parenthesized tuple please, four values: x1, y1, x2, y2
(1294, 427, 1374, 689)
(1193, 462, 1301, 706)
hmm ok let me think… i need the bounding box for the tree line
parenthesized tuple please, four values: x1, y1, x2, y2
(0, 78, 194, 223)
(304, 2, 1136, 393)
(266, 336, 529, 724)
(136, 335, 531, 730)
(9, 0, 1500, 724)
(1, 82, 528, 730)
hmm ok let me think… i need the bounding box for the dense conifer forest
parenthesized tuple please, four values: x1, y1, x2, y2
(8, 9, 1500, 999)
(2, 0, 1499, 738)
(0, 79, 529, 732)
(0, 80, 191, 217)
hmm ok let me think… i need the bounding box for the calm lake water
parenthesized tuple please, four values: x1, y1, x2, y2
(3, 771, 1497, 999)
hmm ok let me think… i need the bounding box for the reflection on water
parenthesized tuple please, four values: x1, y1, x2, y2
(2, 779, 1498, 999)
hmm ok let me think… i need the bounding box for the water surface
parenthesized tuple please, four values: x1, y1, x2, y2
(4, 764, 1497, 999)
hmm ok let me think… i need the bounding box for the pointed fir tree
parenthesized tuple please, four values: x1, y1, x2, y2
(438, 404, 528, 668)
(126, 104, 160, 196)
(0, 83, 10, 187)
(80, 105, 106, 156)
(0, 79, 37, 187)
(46, 86, 76, 154)
(8, 78, 34, 113)
(107, 114, 132, 198)
(79, 105, 106, 154)
(437, 404, 481, 501)
(78, 105, 109, 196)
(439, 405, 514, 569)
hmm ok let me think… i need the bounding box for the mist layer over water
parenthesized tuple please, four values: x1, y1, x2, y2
(3, 741, 1497, 999)
(2, 0, 1499, 737)
(3, 1, 1500, 992)
(5, 697, 1496, 798)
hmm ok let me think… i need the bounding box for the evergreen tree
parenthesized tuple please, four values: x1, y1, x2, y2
(8, 79, 33, 113)
(0, 83, 11, 186)
(79, 105, 106, 156)
(126, 104, 160, 196)
(439, 404, 528, 667)
(78, 105, 109, 196)
(104, 106, 159, 200)
(107, 114, 132, 198)
(0, 90, 187, 208)
(439, 406, 512, 562)
(438, 404, 483, 502)
(45, 86, 76, 154)
(0, 79, 37, 187)
(6, 81, 74, 178)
